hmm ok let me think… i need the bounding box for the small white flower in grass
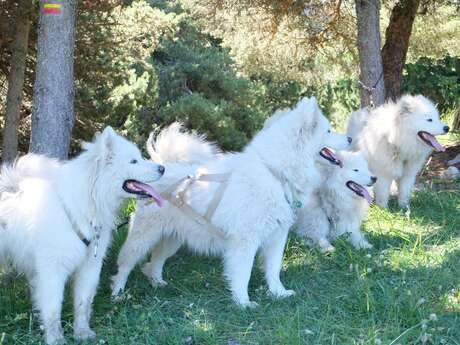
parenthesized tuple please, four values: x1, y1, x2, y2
(303, 328, 314, 335)
(184, 336, 193, 344)
(188, 303, 194, 308)
(421, 319, 428, 330)
(420, 333, 431, 343)
(349, 263, 354, 272)
(429, 313, 437, 321)
(366, 254, 372, 259)
(366, 268, 372, 273)
(416, 298, 426, 307)
(375, 337, 382, 345)
(39, 324, 44, 331)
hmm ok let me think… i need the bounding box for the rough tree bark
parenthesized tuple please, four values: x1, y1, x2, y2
(2, 0, 32, 163)
(381, 0, 420, 101)
(453, 105, 460, 132)
(30, 0, 77, 159)
(355, 0, 385, 108)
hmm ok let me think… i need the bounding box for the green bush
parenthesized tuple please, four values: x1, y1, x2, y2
(403, 55, 460, 113)
(150, 19, 268, 151)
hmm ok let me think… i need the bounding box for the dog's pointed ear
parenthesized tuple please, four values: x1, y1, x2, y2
(96, 126, 116, 163)
(303, 97, 320, 127)
(400, 96, 414, 115)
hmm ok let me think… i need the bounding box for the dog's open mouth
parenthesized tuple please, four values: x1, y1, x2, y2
(319, 148, 343, 167)
(122, 180, 164, 207)
(417, 131, 445, 152)
(346, 181, 372, 204)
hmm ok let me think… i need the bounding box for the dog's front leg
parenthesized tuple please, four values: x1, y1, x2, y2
(142, 235, 182, 287)
(373, 177, 392, 208)
(72, 231, 111, 341)
(297, 207, 335, 253)
(31, 264, 68, 345)
(223, 240, 258, 308)
(261, 228, 295, 298)
(397, 159, 425, 208)
(335, 217, 372, 249)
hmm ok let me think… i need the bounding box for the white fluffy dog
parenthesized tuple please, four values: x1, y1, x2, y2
(296, 151, 376, 252)
(0, 127, 165, 345)
(111, 97, 351, 307)
(347, 95, 449, 208)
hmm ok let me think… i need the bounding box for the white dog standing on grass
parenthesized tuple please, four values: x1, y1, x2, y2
(0, 127, 164, 345)
(347, 95, 449, 208)
(111, 97, 351, 307)
(296, 151, 377, 252)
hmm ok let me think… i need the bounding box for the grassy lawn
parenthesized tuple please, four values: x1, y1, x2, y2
(1, 189, 459, 345)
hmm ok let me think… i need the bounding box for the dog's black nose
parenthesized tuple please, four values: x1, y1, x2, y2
(158, 165, 165, 175)
(347, 136, 352, 144)
(371, 176, 377, 183)
(443, 126, 450, 133)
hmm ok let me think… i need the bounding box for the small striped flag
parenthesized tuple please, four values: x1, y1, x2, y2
(42, 3, 62, 14)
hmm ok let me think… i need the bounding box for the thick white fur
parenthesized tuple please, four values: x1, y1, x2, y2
(146, 122, 220, 164)
(0, 127, 164, 345)
(111, 97, 351, 307)
(347, 95, 448, 208)
(296, 151, 376, 252)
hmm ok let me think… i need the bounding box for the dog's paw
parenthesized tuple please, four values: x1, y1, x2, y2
(74, 327, 96, 341)
(45, 324, 65, 345)
(271, 289, 296, 299)
(46, 333, 66, 345)
(318, 239, 335, 254)
(239, 300, 259, 309)
(141, 266, 167, 288)
(148, 277, 168, 288)
(110, 277, 126, 299)
(320, 244, 336, 254)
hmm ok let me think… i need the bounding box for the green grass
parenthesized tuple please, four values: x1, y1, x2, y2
(1, 189, 460, 345)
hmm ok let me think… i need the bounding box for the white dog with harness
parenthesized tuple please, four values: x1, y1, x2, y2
(111, 97, 351, 307)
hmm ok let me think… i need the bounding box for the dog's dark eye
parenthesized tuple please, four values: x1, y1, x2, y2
(427, 119, 433, 122)
(130, 159, 138, 164)
(327, 129, 331, 133)
(354, 169, 359, 172)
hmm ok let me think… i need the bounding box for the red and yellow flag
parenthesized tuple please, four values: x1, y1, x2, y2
(42, 3, 62, 14)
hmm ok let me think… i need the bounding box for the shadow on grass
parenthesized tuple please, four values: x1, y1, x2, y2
(1, 190, 459, 344)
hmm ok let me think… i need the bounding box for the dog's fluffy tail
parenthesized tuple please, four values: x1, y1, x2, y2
(0, 154, 61, 194)
(146, 123, 219, 164)
(346, 108, 370, 143)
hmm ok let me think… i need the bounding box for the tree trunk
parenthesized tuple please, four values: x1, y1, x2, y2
(2, 0, 32, 163)
(355, 0, 385, 108)
(30, 0, 77, 159)
(453, 105, 460, 132)
(381, 0, 420, 101)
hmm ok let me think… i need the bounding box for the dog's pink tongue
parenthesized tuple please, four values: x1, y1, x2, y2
(423, 132, 446, 152)
(358, 185, 373, 204)
(134, 182, 164, 207)
(321, 148, 343, 167)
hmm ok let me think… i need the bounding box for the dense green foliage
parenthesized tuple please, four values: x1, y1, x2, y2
(74, 0, 458, 151)
(403, 55, 460, 113)
(74, 0, 295, 151)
